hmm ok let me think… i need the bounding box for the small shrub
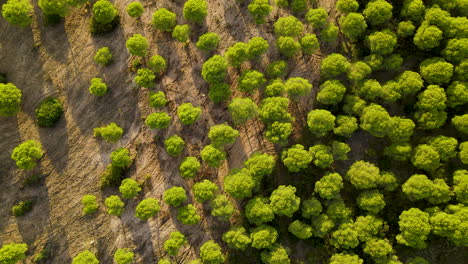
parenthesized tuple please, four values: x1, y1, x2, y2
(164, 135, 185, 156)
(81, 195, 98, 215)
(193, 179, 218, 202)
(94, 47, 112, 66)
(305, 8, 328, 28)
(35, 97, 63, 127)
(149, 91, 168, 108)
(248, 0, 272, 24)
(11, 140, 43, 170)
(148, 55, 167, 76)
(201, 144, 226, 167)
(179, 156, 201, 178)
(126, 34, 149, 57)
(93, 123, 123, 143)
(135, 198, 160, 220)
(135, 68, 155, 88)
(276, 36, 301, 57)
(300, 33, 319, 55)
(89, 77, 108, 96)
(152, 8, 176, 31)
(183, 0, 208, 23)
(105, 195, 125, 216)
(145, 112, 171, 129)
(1, 0, 33, 27)
(164, 186, 187, 207)
(201, 55, 227, 83)
(196, 32, 220, 51)
(114, 248, 134, 264)
(238, 70, 266, 94)
(0, 82, 22, 116)
(172, 24, 191, 42)
(12, 200, 33, 216)
(111, 148, 132, 168)
(177, 103, 202, 125)
(119, 178, 141, 199)
(126, 2, 143, 18)
(177, 204, 201, 224)
(274, 15, 303, 37)
(266, 60, 287, 79)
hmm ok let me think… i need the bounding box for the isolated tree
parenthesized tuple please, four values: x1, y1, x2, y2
(420, 58, 454, 85)
(265, 122, 292, 145)
(357, 190, 385, 214)
(72, 250, 99, 264)
(247, 37, 269, 59)
(276, 36, 301, 57)
(259, 96, 291, 124)
(334, 115, 358, 137)
(289, 220, 313, 239)
(211, 194, 235, 221)
(152, 8, 176, 31)
(317, 80, 346, 105)
(346, 160, 380, 189)
(281, 144, 312, 172)
(416, 85, 447, 111)
(336, 0, 359, 13)
(92, 0, 117, 24)
(94, 123, 123, 143)
(201, 55, 227, 83)
(400, 0, 425, 22)
(225, 42, 249, 67)
(363, 0, 393, 26)
(321, 53, 351, 78)
(200, 241, 224, 264)
(452, 114, 468, 134)
(196, 32, 220, 51)
(172, 24, 191, 42)
(193, 179, 218, 203)
(330, 223, 360, 249)
(305, 8, 328, 28)
(269, 185, 300, 217)
(126, 2, 143, 18)
(164, 187, 187, 207)
(38, 0, 69, 17)
(388, 117, 415, 142)
(81, 194, 99, 215)
(119, 179, 141, 199)
(105, 195, 125, 216)
(443, 38, 468, 63)
(111, 148, 132, 168)
(200, 144, 226, 167)
(300, 33, 319, 55)
(329, 253, 363, 264)
(2, 0, 33, 27)
(224, 171, 255, 199)
(126, 34, 148, 57)
(309, 145, 334, 168)
(135, 198, 160, 220)
(360, 104, 392, 138)
(164, 232, 187, 256)
(301, 198, 322, 218)
(94, 47, 112, 66)
(446, 81, 468, 108)
(413, 23, 443, 51)
(179, 157, 200, 178)
(248, 0, 272, 24)
(245, 197, 274, 225)
(284, 77, 312, 99)
(145, 112, 171, 129)
(11, 140, 43, 170)
(222, 227, 252, 250)
(411, 144, 440, 172)
(135, 68, 155, 88)
(0, 83, 21, 116)
(339, 13, 367, 41)
(367, 30, 397, 55)
(315, 173, 343, 200)
(321, 23, 339, 42)
(183, 0, 207, 23)
(274, 15, 303, 37)
(250, 225, 278, 249)
(396, 208, 431, 248)
(148, 55, 167, 76)
(114, 248, 134, 264)
(307, 109, 335, 137)
(238, 70, 266, 94)
(35, 97, 63, 127)
(164, 135, 185, 157)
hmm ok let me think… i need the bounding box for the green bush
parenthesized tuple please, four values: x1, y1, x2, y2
(145, 112, 171, 129)
(149, 91, 168, 108)
(126, 2, 143, 18)
(250, 225, 278, 249)
(281, 144, 312, 172)
(397, 21, 415, 37)
(259, 96, 291, 124)
(321, 53, 350, 78)
(301, 198, 322, 218)
(360, 104, 392, 138)
(317, 80, 346, 105)
(152, 8, 176, 31)
(12, 200, 33, 216)
(269, 185, 300, 217)
(208, 124, 239, 147)
(224, 170, 255, 199)
(11, 140, 43, 170)
(266, 60, 287, 78)
(119, 178, 141, 199)
(201, 55, 227, 83)
(400, 0, 425, 22)
(452, 114, 468, 134)
(177, 204, 201, 224)
(305, 8, 328, 28)
(357, 190, 386, 214)
(248, 0, 272, 24)
(289, 220, 313, 239)
(177, 102, 202, 125)
(300, 33, 319, 55)
(196, 32, 220, 51)
(276, 36, 301, 57)
(72, 250, 99, 264)
(193, 179, 218, 202)
(38, 0, 68, 17)
(363, 0, 393, 26)
(114, 248, 134, 264)
(274, 16, 303, 37)
(164, 135, 185, 156)
(164, 232, 187, 256)
(89, 77, 108, 96)
(148, 55, 167, 76)
(200, 241, 224, 264)
(94, 47, 112, 66)
(179, 156, 201, 178)
(223, 227, 251, 250)
(81, 194, 99, 215)
(111, 148, 132, 168)
(211, 194, 235, 220)
(336, 0, 359, 13)
(0, 83, 22, 116)
(413, 23, 443, 51)
(396, 208, 431, 248)
(246, 37, 269, 59)
(367, 30, 397, 55)
(183, 0, 208, 23)
(285, 77, 312, 99)
(245, 197, 274, 225)
(2, 0, 33, 27)
(126, 34, 149, 57)
(172, 24, 191, 42)
(35, 97, 63, 127)
(309, 145, 333, 168)
(315, 173, 343, 200)
(443, 38, 468, 63)
(93, 123, 123, 143)
(135, 68, 155, 88)
(238, 70, 266, 94)
(225, 42, 249, 67)
(201, 144, 226, 167)
(105, 195, 125, 216)
(265, 121, 292, 145)
(163, 186, 187, 207)
(307, 109, 335, 137)
(228, 97, 258, 125)
(321, 23, 339, 42)
(92, 0, 117, 24)
(264, 80, 285, 97)
(135, 198, 160, 220)
(420, 57, 454, 85)
(339, 12, 367, 41)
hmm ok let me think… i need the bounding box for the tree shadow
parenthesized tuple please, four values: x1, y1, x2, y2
(38, 111, 70, 173)
(121, 210, 157, 263)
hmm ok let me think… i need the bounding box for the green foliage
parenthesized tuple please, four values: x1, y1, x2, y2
(321, 53, 351, 78)
(346, 160, 380, 189)
(81, 194, 98, 215)
(329, 253, 363, 264)
(172, 24, 191, 42)
(398, 21, 415, 37)
(276, 36, 301, 57)
(126, 2, 143, 18)
(270, 185, 300, 217)
(363, 0, 393, 26)
(307, 109, 335, 137)
(363, 238, 393, 261)
(196, 32, 220, 51)
(343, 95, 367, 116)
(119, 178, 141, 199)
(0, 83, 21, 116)
(327, 199, 352, 222)
(400, 0, 425, 22)
(201, 144, 226, 167)
(152, 8, 176, 31)
(246, 37, 269, 59)
(244, 152, 275, 184)
(288, 220, 312, 239)
(238, 70, 266, 94)
(225, 42, 249, 67)
(284, 77, 312, 99)
(265, 121, 292, 145)
(274, 16, 303, 37)
(312, 214, 335, 238)
(301, 198, 322, 218)
(315, 173, 343, 200)
(94, 47, 112, 66)
(135, 68, 155, 88)
(114, 248, 134, 264)
(264, 80, 285, 97)
(245, 196, 274, 225)
(100, 163, 125, 188)
(396, 208, 431, 248)
(164, 135, 185, 157)
(89, 78, 108, 96)
(388, 117, 415, 142)
(452, 114, 468, 134)
(428, 135, 458, 161)
(428, 179, 451, 205)
(416, 85, 446, 111)
(208, 82, 231, 103)
(148, 55, 167, 76)
(357, 190, 385, 214)
(385, 143, 411, 161)
(460, 142, 468, 164)
(126, 34, 148, 57)
(2, 0, 33, 27)
(93, 123, 123, 143)
(248, 0, 272, 24)
(38, 0, 69, 17)
(420, 58, 454, 85)
(224, 170, 255, 199)
(336, 0, 359, 13)
(35, 97, 63, 127)
(354, 215, 384, 242)
(202, 55, 227, 83)
(453, 170, 468, 203)
(321, 23, 339, 42)
(447, 81, 468, 107)
(92, 0, 117, 24)
(339, 13, 367, 41)
(193, 179, 218, 202)
(11, 140, 43, 170)
(300, 33, 319, 55)
(72, 250, 99, 264)
(210, 194, 235, 221)
(261, 244, 290, 264)
(334, 115, 358, 137)
(105, 195, 124, 216)
(281, 144, 312, 172)
(158, 259, 172, 264)
(200, 241, 224, 264)
(266, 61, 287, 79)
(164, 186, 187, 207)
(164, 231, 187, 256)
(305, 8, 328, 28)
(179, 156, 201, 178)
(411, 144, 440, 172)
(414, 110, 447, 130)
(424, 5, 451, 32)
(208, 124, 239, 147)
(183, 0, 207, 23)
(317, 80, 346, 105)
(259, 96, 291, 124)
(367, 30, 397, 55)
(222, 227, 251, 250)
(443, 38, 468, 63)
(413, 23, 443, 51)
(12, 200, 32, 216)
(330, 223, 359, 249)
(309, 145, 334, 168)
(135, 198, 160, 220)
(360, 104, 392, 138)
(250, 225, 278, 249)
(357, 79, 381, 100)
(145, 112, 171, 129)
(111, 148, 132, 168)
(347, 62, 372, 82)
